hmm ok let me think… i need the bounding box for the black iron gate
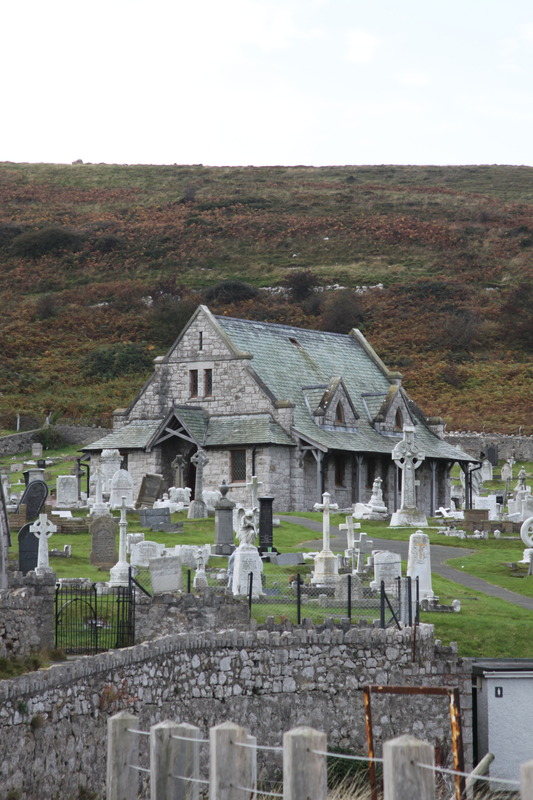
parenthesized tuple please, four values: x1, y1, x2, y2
(55, 581, 134, 655)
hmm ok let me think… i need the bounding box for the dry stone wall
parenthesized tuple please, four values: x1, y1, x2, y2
(0, 621, 472, 800)
(0, 573, 55, 659)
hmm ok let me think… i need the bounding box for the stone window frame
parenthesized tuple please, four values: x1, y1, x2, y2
(230, 449, 247, 483)
(335, 402, 345, 425)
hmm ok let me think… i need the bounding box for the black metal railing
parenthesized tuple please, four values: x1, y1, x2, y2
(55, 581, 134, 655)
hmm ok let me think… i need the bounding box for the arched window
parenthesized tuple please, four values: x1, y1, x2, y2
(394, 409, 403, 431)
(335, 402, 344, 424)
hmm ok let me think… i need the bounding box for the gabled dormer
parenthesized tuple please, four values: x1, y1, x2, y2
(372, 384, 414, 436)
(303, 377, 359, 431)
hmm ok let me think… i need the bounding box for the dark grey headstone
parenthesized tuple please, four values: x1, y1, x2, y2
(135, 474, 163, 509)
(18, 523, 38, 575)
(89, 516, 118, 568)
(139, 507, 182, 532)
(0, 482, 11, 590)
(272, 553, 305, 566)
(487, 445, 499, 467)
(19, 480, 48, 522)
(258, 495, 275, 552)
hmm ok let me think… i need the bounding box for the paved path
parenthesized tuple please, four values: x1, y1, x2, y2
(280, 515, 533, 612)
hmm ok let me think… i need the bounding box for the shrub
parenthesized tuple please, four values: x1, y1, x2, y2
(320, 290, 365, 333)
(34, 426, 66, 450)
(10, 226, 84, 258)
(34, 293, 61, 320)
(204, 280, 258, 304)
(147, 297, 198, 346)
(283, 269, 318, 302)
(81, 343, 153, 380)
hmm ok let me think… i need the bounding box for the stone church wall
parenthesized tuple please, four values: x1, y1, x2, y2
(0, 621, 472, 800)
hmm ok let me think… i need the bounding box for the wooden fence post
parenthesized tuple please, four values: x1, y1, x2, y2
(107, 711, 140, 800)
(150, 720, 201, 800)
(209, 720, 256, 800)
(383, 735, 435, 800)
(283, 726, 327, 800)
(521, 759, 533, 800)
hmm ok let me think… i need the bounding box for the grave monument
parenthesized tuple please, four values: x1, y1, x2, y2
(311, 492, 340, 587)
(187, 449, 209, 519)
(30, 513, 57, 576)
(390, 425, 428, 527)
(406, 530, 435, 602)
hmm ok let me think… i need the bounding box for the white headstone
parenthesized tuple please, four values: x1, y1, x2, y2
(370, 550, 401, 592)
(311, 492, 340, 587)
(110, 469, 135, 510)
(30, 513, 57, 576)
(407, 530, 434, 601)
(174, 544, 210, 570)
(149, 555, 183, 593)
(481, 459, 493, 483)
(232, 543, 264, 597)
(130, 540, 166, 567)
(56, 475, 79, 508)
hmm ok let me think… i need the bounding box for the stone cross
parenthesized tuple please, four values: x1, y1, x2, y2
(0, 482, 11, 590)
(339, 515, 357, 551)
(246, 475, 263, 511)
(392, 425, 425, 510)
(313, 492, 339, 553)
(353, 530, 374, 575)
(30, 513, 57, 575)
(191, 449, 209, 500)
(171, 454, 185, 488)
(109, 497, 130, 587)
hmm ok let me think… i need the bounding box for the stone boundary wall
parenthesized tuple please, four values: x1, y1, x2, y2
(445, 433, 533, 462)
(0, 623, 473, 800)
(0, 425, 109, 456)
(0, 573, 56, 659)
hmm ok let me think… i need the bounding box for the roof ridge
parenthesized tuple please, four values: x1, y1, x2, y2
(214, 314, 352, 338)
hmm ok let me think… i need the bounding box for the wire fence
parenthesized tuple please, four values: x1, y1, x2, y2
(129, 565, 410, 629)
(108, 713, 528, 800)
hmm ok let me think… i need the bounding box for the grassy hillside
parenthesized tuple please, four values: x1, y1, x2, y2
(0, 162, 532, 432)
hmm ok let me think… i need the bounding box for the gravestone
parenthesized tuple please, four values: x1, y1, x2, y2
(311, 492, 340, 587)
(25, 467, 45, 484)
(232, 542, 264, 597)
(100, 449, 122, 495)
(19, 479, 48, 522)
(31, 442, 43, 459)
(139, 507, 182, 532)
(171, 454, 186, 489)
(487, 444, 499, 467)
(127, 532, 144, 554)
(56, 475, 79, 508)
(193, 548, 208, 590)
(214, 481, 236, 555)
(370, 550, 401, 592)
(390, 425, 428, 527)
(89, 516, 119, 568)
(174, 544, 210, 570)
(109, 498, 130, 587)
(501, 462, 513, 482)
(170, 487, 191, 506)
(110, 468, 135, 510)
(202, 489, 222, 516)
(149, 555, 183, 594)
(258, 495, 275, 553)
(18, 523, 39, 574)
(481, 459, 493, 483)
(130, 540, 166, 567)
(335, 572, 362, 601)
(407, 530, 435, 602)
(0, 482, 11, 590)
(30, 513, 57, 576)
(474, 494, 499, 521)
(188, 449, 209, 519)
(135, 473, 164, 509)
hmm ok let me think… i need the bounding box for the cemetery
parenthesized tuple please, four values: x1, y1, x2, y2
(2, 433, 533, 798)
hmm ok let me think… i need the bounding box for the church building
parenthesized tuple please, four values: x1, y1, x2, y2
(84, 305, 475, 513)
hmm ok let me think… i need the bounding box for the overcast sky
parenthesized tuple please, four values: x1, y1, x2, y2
(2, 0, 532, 167)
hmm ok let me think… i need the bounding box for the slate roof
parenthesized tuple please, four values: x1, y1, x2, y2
(83, 419, 163, 451)
(205, 414, 294, 447)
(214, 314, 474, 462)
